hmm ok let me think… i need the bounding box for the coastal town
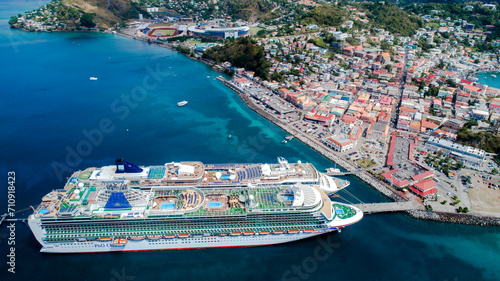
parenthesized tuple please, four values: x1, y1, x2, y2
(9, 0, 500, 224)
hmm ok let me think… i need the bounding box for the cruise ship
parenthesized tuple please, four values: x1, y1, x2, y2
(28, 159, 361, 253)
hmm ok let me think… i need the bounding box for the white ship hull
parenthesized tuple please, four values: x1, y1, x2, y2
(38, 230, 336, 253)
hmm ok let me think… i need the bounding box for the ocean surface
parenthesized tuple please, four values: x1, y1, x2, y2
(1, 1, 500, 280)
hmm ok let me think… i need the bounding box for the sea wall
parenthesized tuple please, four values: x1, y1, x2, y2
(406, 209, 500, 226)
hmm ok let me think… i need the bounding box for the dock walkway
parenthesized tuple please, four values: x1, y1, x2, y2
(355, 201, 424, 214)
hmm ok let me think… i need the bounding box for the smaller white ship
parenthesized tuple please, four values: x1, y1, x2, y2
(90, 77, 98, 81)
(326, 168, 341, 173)
(177, 101, 188, 107)
(491, 74, 497, 78)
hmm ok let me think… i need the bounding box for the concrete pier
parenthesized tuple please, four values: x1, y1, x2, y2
(355, 201, 424, 214)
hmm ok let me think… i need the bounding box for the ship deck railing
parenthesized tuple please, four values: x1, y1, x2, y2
(44, 223, 323, 240)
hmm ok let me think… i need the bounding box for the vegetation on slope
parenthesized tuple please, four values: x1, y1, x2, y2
(203, 37, 271, 80)
(300, 4, 348, 26)
(225, 0, 273, 22)
(457, 129, 500, 154)
(62, 0, 149, 27)
(361, 2, 422, 37)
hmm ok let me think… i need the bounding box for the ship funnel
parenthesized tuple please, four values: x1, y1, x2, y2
(115, 159, 144, 173)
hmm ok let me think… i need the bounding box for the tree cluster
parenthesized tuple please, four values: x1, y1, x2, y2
(203, 37, 271, 80)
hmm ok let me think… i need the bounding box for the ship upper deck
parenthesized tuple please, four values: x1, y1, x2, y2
(62, 159, 320, 190)
(33, 174, 325, 221)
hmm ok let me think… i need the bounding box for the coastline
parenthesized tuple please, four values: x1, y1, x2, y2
(218, 77, 500, 227)
(19, 28, 500, 227)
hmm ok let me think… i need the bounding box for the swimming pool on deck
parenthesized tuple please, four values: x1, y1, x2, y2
(160, 203, 176, 210)
(208, 202, 221, 208)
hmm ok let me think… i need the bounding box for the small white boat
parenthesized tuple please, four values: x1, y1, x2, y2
(282, 140, 287, 144)
(491, 74, 497, 78)
(90, 77, 98, 81)
(177, 101, 188, 107)
(228, 135, 232, 139)
(326, 168, 341, 173)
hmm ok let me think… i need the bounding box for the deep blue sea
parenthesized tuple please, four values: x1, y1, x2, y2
(1, 1, 500, 280)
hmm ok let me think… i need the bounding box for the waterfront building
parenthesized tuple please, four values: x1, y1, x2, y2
(323, 136, 355, 152)
(410, 178, 437, 197)
(425, 136, 485, 164)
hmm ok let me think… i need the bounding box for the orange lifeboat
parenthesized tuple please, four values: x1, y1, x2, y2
(99, 237, 112, 242)
(303, 229, 314, 233)
(230, 232, 242, 236)
(164, 235, 176, 239)
(147, 235, 162, 240)
(273, 230, 284, 235)
(259, 231, 271, 235)
(129, 236, 145, 241)
(243, 231, 254, 236)
(178, 234, 190, 238)
(288, 230, 299, 234)
(111, 239, 128, 246)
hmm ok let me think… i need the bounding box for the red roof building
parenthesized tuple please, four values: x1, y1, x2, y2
(412, 170, 434, 182)
(386, 132, 397, 166)
(410, 178, 437, 197)
(381, 169, 410, 188)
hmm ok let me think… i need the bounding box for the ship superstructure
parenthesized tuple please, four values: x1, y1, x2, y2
(28, 159, 361, 253)
(87, 158, 349, 194)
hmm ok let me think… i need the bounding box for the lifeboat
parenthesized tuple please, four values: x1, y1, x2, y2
(220, 233, 229, 236)
(129, 236, 145, 241)
(243, 231, 254, 236)
(99, 237, 112, 242)
(273, 230, 284, 235)
(111, 239, 128, 246)
(178, 234, 190, 238)
(147, 235, 162, 240)
(303, 229, 314, 233)
(164, 235, 176, 239)
(230, 232, 242, 236)
(259, 231, 271, 235)
(288, 230, 299, 234)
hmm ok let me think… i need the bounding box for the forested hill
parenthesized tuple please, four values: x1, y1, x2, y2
(361, 2, 422, 37)
(9, 0, 149, 30)
(203, 37, 271, 80)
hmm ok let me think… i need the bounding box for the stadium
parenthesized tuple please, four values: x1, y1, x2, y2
(187, 25, 250, 39)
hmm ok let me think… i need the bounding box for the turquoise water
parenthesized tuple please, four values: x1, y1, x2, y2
(0, 1, 500, 280)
